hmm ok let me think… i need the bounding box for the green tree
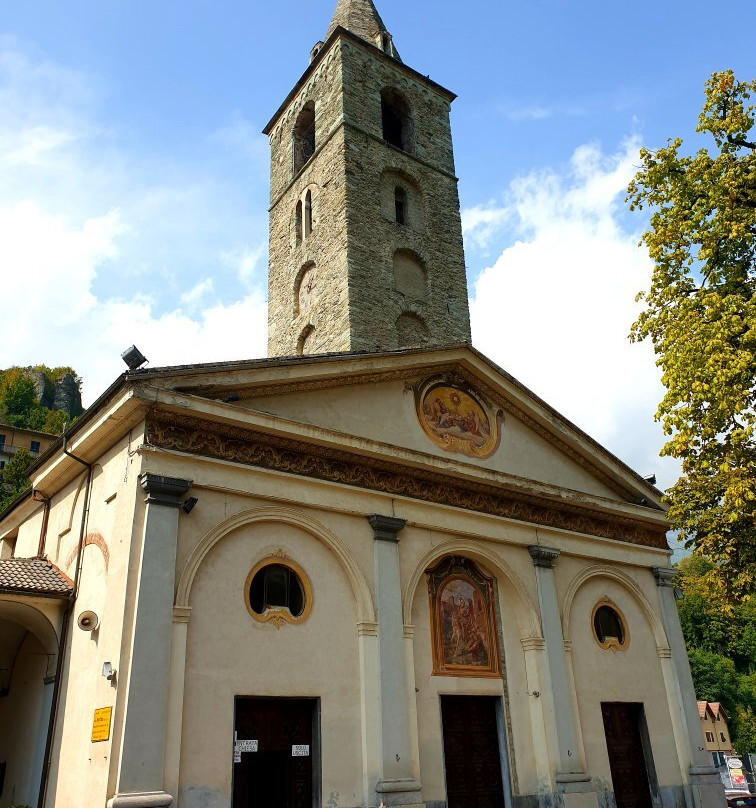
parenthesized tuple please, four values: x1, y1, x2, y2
(0, 372, 39, 426)
(0, 448, 32, 512)
(628, 70, 756, 601)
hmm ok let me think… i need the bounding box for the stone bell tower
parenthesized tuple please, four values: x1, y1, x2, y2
(265, 0, 471, 357)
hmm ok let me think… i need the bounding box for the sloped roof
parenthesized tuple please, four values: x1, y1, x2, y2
(327, 0, 388, 43)
(0, 557, 73, 598)
(710, 702, 729, 721)
(698, 701, 709, 718)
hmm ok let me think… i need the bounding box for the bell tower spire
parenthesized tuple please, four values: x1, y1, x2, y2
(326, 0, 398, 58)
(264, 2, 471, 357)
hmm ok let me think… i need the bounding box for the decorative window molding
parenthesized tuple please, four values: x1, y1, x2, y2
(245, 553, 313, 627)
(591, 599, 629, 651)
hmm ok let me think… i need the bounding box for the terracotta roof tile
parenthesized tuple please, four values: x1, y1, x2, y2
(698, 701, 707, 718)
(0, 557, 73, 597)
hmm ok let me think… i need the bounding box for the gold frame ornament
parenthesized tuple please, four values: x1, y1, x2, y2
(245, 555, 313, 627)
(591, 599, 629, 651)
(427, 556, 500, 677)
(415, 378, 502, 459)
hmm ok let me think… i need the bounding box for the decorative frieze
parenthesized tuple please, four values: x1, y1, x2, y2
(145, 410, 668, 549)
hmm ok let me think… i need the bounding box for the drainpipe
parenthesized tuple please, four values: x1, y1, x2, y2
(37, 430, 93, 808)
(36, 493, 51, 557)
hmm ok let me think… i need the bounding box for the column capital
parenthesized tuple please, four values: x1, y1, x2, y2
(528, 545, 561, 568)
(368, 514, 406, 542)
(140, 473, 192, 508)
(652, 566, 677, 587)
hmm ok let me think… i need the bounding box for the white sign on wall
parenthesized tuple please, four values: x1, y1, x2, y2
(236, 740, 259, 753)
(292, 745, 310, 757)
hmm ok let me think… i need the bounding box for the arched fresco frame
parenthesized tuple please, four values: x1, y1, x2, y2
(402, 539, 541, 638)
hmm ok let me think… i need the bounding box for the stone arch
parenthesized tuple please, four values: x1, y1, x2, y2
(380, 168, 424, 228)
(393, 249, 427, 301)
(560, 564, 668, 649)
(297, 324, 315, 355)
(381, 87, 414, 153)
(175, 506, 375, 623)
(293, 100, 316, 174)
(402, 539, 542, 639)
(294, 262, 316, 318)
(396, 311, 429, 348)
(0, 599, 59, 657)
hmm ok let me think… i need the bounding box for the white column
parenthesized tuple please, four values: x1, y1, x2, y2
(358, 621, 382, 807)
(163, 606, 192, 802)
(521, 636, 559, 791)
(528, 546, 591, 789)
(652, 567, 724, 808)
(367, 515, 422, 806)
(108, 473, 192, 808)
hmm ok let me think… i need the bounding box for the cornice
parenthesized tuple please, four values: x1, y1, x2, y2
(177, 362, 647, 505)
(145, 410, 667, 549)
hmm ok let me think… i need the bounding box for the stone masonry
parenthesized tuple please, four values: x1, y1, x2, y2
(265, 9, 471, 357)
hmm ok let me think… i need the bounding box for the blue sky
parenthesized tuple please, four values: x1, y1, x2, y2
(1, 0, 753, 491)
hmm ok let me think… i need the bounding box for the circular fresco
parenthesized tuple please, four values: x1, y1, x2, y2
(417, 381, 501, 458)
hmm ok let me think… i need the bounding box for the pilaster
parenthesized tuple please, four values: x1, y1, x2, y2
(367, 514, 422, 806)
(528, 546, 590, 789)
(108, 474, 192, 808)
(652, 567, 724, 808)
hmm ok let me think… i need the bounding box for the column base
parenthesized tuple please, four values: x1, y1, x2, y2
(106, 791, 173, 808)
(375, 778, 423, 806)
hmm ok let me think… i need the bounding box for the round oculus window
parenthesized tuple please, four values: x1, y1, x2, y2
(245, 558, 312, 625)
(592, 603, 627, 650)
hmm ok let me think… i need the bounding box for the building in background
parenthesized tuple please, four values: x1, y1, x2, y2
(0, 425, 56, 472)
(699, 702, 736, 764)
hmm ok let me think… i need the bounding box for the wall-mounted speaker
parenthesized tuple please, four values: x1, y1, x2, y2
(77, 611, 100, 632)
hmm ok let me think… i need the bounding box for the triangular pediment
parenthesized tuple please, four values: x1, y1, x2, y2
(138, 345, 664, 512)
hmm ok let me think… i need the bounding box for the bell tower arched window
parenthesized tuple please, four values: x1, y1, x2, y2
(381, 88, 414, 154)
(293, 101, 316, 174)
(295, 200, 303, 244)
(394, 187, 407, 224)
(304, 190, 313, 236)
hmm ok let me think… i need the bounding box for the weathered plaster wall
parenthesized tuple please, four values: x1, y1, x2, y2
(178, 517, 364, 808)
(43, 431, 146, 807)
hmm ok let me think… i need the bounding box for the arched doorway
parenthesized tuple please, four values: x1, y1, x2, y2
(0, 599, 60, 807)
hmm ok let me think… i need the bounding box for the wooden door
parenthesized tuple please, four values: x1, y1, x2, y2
(601, 703, 653, 808)
(233, 698, 316, 808)
(441, 696, 505, 808)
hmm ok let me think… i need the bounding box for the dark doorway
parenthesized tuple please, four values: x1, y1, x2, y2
(233, 697, 318, 808)
(441, 696, 506, 808)
(601, 702, 654, 808)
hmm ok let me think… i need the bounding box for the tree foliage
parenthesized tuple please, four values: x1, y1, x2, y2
(628, 71, 756, 600)
(0, 366, 81, 436)
(0, 448, 32, 513)
(676, 554, 756, 753)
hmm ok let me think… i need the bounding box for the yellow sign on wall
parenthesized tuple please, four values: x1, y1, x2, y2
(91, 707, 112, 742)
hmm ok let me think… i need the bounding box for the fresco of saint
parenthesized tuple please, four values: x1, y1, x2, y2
(426, 556, 500, 677)
(439, 579, 490, 667)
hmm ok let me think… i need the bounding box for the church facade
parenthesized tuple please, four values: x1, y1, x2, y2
(0, 3, 725, 808)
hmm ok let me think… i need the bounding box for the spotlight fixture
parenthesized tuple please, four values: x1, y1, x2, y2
(182, 496, 199, 515)
(643, 473, 657, 485)
(121, 345, 148, 371)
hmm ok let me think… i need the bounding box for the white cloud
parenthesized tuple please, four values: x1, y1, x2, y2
(468, 138, 680, 490)
(0, 39, 269, 407)
(462, 202, 511, 250)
